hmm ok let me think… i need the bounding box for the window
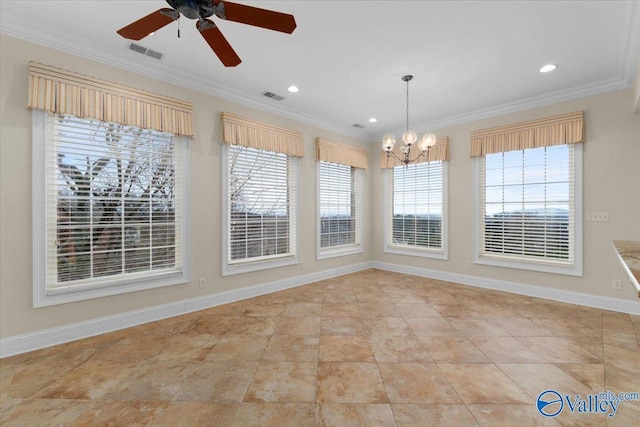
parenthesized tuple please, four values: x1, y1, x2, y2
(223, 144, 298, 274)
(474, 144, 582, 275)
(33, 111, 190, 307)
(385, 161, 447, 259)
(318, 161, 363, 258)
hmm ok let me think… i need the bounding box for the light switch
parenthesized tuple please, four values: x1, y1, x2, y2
(586, 212, 609, 222)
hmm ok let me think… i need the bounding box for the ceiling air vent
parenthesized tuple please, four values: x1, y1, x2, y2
(145, 49, 164, 60)
(128, 43, 164, 60)
(261, 91, 285, 101)
(352, 123, 366, 129)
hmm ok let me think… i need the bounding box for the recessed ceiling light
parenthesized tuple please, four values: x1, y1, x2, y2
(539, 64, 557, 73)
(287, 85, 299, 93)
(368, 117, 378, 123)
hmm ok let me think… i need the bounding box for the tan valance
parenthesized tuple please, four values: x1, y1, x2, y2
(470, 111, 584, 157)
(316, 138, 368, 169)
(221, 112, 304, 157)
(27, 62, 194, 137)
(380, 137, 449, 169)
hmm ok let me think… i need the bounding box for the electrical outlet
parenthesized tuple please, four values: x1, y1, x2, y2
(465, 260, 471, 269)
(199, 277, 206, 289)
(612, 279, 622, 290)
(587, 212, 609, 222)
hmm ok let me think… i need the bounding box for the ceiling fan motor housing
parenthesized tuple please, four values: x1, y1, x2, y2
(166, 0, 216, 19)
(119, 0, 295, 67)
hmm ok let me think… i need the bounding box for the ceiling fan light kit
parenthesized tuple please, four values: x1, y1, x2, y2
(117, 0, 297, 67)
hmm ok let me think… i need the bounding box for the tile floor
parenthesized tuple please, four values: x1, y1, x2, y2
(1, 269, 639, 426)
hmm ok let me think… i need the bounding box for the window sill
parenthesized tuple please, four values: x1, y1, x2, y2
(318, 244, 363, 260)
(223, 256, 298, 276)
(34, 272, 189, 307)
(474, 254, 582, 277)
(384, 245, 448, 260)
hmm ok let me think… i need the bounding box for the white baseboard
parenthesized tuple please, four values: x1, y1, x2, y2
(3, 261, 639, 358)
(0, 262, 372, 358)
(183, 262, 372, 313)
(372, 261, 640, 315)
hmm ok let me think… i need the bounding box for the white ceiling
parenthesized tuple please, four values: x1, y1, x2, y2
(2, 1, 639, 141)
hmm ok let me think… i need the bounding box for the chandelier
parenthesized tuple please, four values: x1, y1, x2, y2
(382, 75, 437, 166)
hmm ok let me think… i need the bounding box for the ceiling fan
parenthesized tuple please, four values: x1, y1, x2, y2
(117, 0, 297, 67)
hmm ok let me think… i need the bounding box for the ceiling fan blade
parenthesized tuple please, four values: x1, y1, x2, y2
(216, 1, 297, 34)
(197, 20, 242, 67)
(117, 8, 178, 40)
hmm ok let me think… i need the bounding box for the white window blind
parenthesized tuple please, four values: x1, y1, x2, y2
(227, 145, 297, 265)
(388, 162, 444, 251)
(45, 114, 183, 290)
(319, 161, 362, 252)
(479, 144, 575, 264)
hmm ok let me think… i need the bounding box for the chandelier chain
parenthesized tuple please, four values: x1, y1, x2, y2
(406, 78, 410, 134)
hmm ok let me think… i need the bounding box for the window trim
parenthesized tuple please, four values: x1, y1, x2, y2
(316, 161, 364, 260)
(383, 161, 449, 260)
(32, 110, 190, 307)
(221, 144, 299, 276)
(472, 143, 583, 276)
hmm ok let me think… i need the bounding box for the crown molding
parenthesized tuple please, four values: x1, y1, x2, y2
(0, 14, 371, 143)
(3, 2, 638, 144)
(374, 74, 632, 141)
(374, 0, 640, 141)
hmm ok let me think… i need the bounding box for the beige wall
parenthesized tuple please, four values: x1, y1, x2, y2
(1, 33, 639, 340)
(369, 87, 640, 301)
(0, 34, 372, 338)
(634, 68, 640, 113)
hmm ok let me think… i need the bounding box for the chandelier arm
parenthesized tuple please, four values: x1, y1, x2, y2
(406, 147, 430, 164)
(386, 150, 404, 163)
